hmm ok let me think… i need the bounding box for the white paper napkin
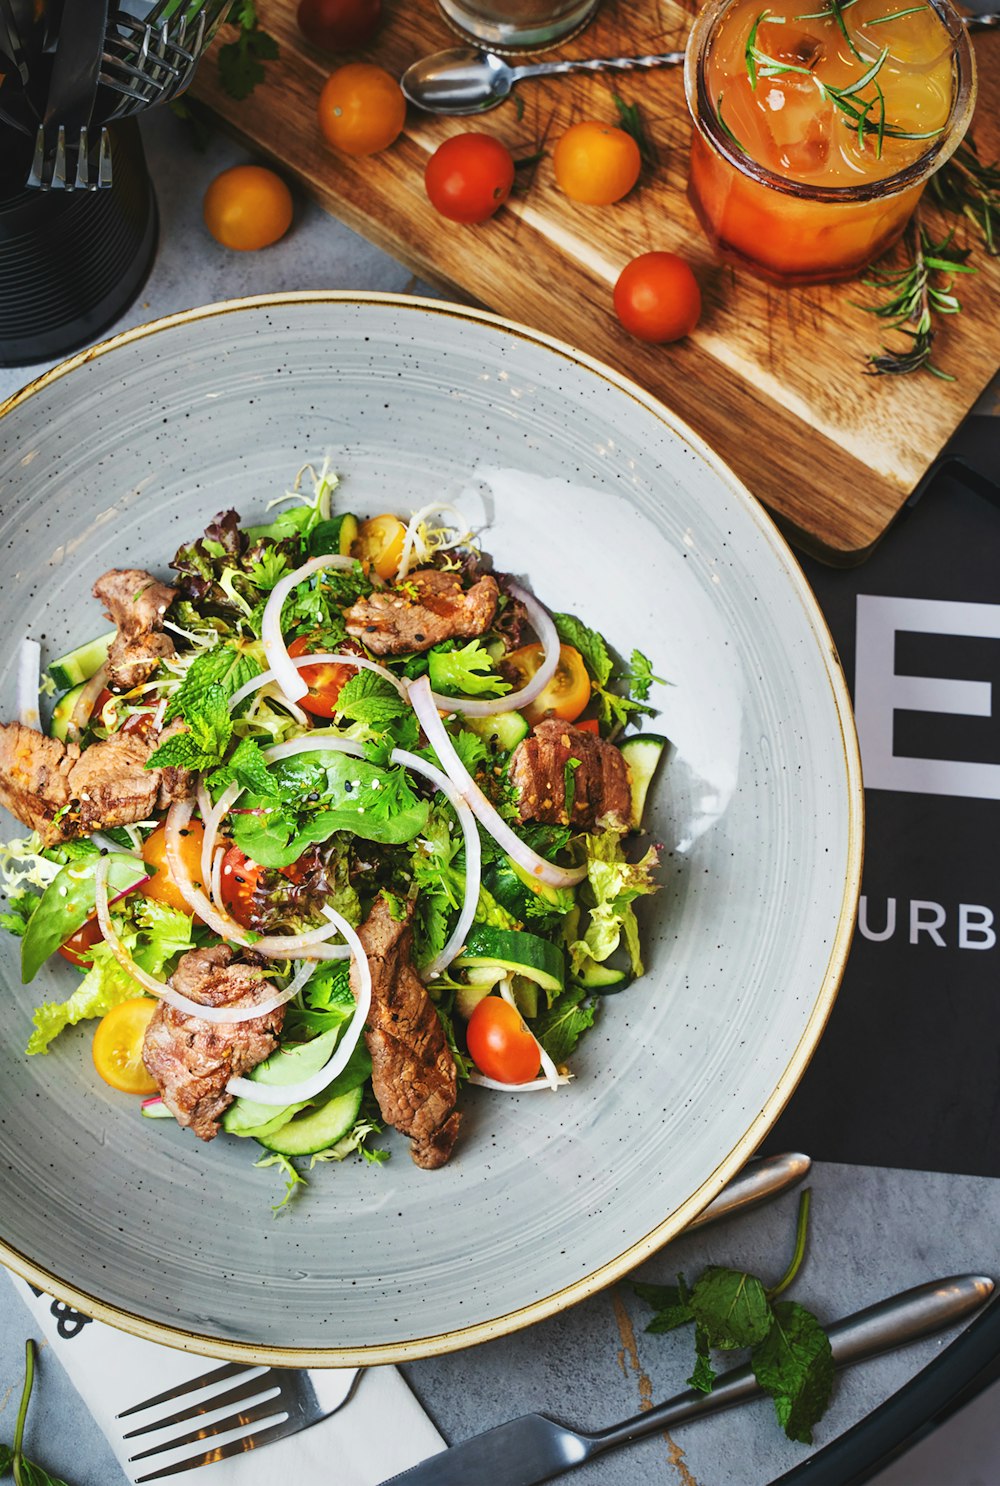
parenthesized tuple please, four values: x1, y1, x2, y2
(10, 1275, 444, 1485)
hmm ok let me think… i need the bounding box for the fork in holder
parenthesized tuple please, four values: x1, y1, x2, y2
(117, 1360, 362, 1481)
(27, 0, 111, 190)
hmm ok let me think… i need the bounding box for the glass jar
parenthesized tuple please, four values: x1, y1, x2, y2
(683, 0, 977, 286)
(437, 0, 600, 49)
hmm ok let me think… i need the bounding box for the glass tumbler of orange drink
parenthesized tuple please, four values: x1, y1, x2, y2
(683, 0, 976, 285)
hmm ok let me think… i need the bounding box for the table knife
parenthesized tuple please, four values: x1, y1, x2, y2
(380, 1274, 994, 1486)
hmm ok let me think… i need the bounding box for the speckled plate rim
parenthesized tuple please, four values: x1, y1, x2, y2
(0, 290, 865, 1366)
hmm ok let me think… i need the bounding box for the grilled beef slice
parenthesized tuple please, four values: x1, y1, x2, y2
(0, 720, 191, 847)
(0, 722, 79, 842)
(344, 568, 499, 656)
(350, 895, 460, 1169)
(93, 568, 177, 693)
(510, 719, 632, 832)
(142, 946, 284, 1142)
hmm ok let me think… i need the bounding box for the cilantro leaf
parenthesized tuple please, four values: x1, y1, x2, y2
(689, 1266, 774, 1351)
(0, 890, 38, 938)
(451, 726, 490, 775)
(217, 3, 280, 102)
(532, 985, 595, 1064)
(336, 670, 411, 729)
(428, 640, 511, 699)
(554, 613, 612, 688)
(751, 1300, 834, 1444)
(626, 648, 664, 703)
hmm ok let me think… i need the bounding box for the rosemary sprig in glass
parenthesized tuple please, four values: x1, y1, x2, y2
(743, 10, 941, 155)
(862, 224, 974, 378)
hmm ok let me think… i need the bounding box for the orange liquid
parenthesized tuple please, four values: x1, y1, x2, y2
(689, 0, 956, 283)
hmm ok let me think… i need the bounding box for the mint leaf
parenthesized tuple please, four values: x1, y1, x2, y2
(554, 613, 612, 688)
(751, 1300, 834, 1445)
(688, 1326, 716, 1393)
(689, 1267, 773, 1350)
(15, 1459, 72, 1486)
(149, 683, 232, 771)
(164, 642, 261, 725)
(209, 736, 274, 797)
(336, 670, 411, 729)
(428, 640, 511, 699)
(633, 1277, 694, 1334)
(533, 985, 595, 1063)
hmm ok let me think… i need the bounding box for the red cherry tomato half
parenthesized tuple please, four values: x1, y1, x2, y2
(58, 915, 104, 968)
(297, 0, 382, 52)
(424, 133, 515, 224)
(218, 845, 264, 931)
(287, 634, 355, 718)
(574, 718, 601, 735)
(466, 996, 540, 1084)
(613, 252, 702, 344)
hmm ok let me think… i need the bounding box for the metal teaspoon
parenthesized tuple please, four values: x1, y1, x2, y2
(400, 45, 686, 115)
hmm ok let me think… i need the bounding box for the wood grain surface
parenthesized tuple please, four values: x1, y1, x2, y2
(190, 0, 1000, 563)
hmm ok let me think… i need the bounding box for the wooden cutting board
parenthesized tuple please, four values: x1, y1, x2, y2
(190, 0, 1000, 563)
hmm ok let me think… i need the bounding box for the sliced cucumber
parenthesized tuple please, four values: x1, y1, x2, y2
(50, 682, 86, 742)
(454, 927, 564, 993)
(619, 734, 669, 830)
(310, 512, 359, 558)
(485, 857, 575, 927)
(141, 1098, 175, 1120)
(572, 961, 633, 994)
(48, 631, 115, 691)
(461, 711, 530, 751)
(255, 1085, 364, 1157)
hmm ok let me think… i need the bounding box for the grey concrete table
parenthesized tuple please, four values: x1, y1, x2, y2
(1, 106, 999, 1486)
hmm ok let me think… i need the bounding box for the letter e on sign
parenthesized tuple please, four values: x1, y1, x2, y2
(854, 595, 1000, 799)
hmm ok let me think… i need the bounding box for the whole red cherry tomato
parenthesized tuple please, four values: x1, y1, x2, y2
(297, 0, 382, 52)
(613, 252, 702, 344)
(424, 133, 515, 224)
(466, 996, 540, 1084)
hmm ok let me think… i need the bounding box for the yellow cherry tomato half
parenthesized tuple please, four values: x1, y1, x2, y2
(552, 121, 641, 206)
(318, 63, 406, 156)
(351, 513, 407, 579)
(92, 998, 159, 1095)
(505, 643, 591, 725)
(202, 165, 293, 251)
(141, 819, 205, 917)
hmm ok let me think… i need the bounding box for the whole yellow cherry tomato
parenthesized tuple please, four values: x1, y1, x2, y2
(202, 165, 293, 251)
(318, 63, 406, 156)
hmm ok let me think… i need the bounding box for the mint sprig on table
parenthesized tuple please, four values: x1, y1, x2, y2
(1, 1340, 73, 1486)
(634, 1190, 836, 1444)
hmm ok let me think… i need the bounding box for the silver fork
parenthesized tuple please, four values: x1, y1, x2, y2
(27, 0, 112, 190)
(117, 1361, 362, 1481)
(99, 0, 232, 121)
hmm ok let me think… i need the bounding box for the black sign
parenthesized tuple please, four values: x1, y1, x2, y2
(767, 421, 1000, 1179)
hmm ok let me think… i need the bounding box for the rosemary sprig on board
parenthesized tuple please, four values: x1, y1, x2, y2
(612, 94, 657, 166)
(928, 137, 1000, 256)
(862, 224, 974, 378)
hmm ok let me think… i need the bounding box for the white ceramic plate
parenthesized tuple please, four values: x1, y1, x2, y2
(0, 294, 862, 1364)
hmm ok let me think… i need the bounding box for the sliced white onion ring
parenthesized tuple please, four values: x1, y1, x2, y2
(94, 858, 316, 1023)
(228, 652, 407, 712)
(408, 676, 587, 889)
(467, 1072, 573, 1092)
(260, 554, 357, 704)
(426, 581, 561, 719)
(17, 639, 41, 730)
(163, 799, 350, 960)
(65, 663, 108, 744)
(226, 905, 372, 1106)
(261, 735, 481, 979)
(395, 501, 472, 583)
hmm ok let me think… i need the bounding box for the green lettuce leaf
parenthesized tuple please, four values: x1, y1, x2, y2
(567, 831, 660, 977)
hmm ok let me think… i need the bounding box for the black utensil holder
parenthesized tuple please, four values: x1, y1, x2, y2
(0, 119, 158, 369)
